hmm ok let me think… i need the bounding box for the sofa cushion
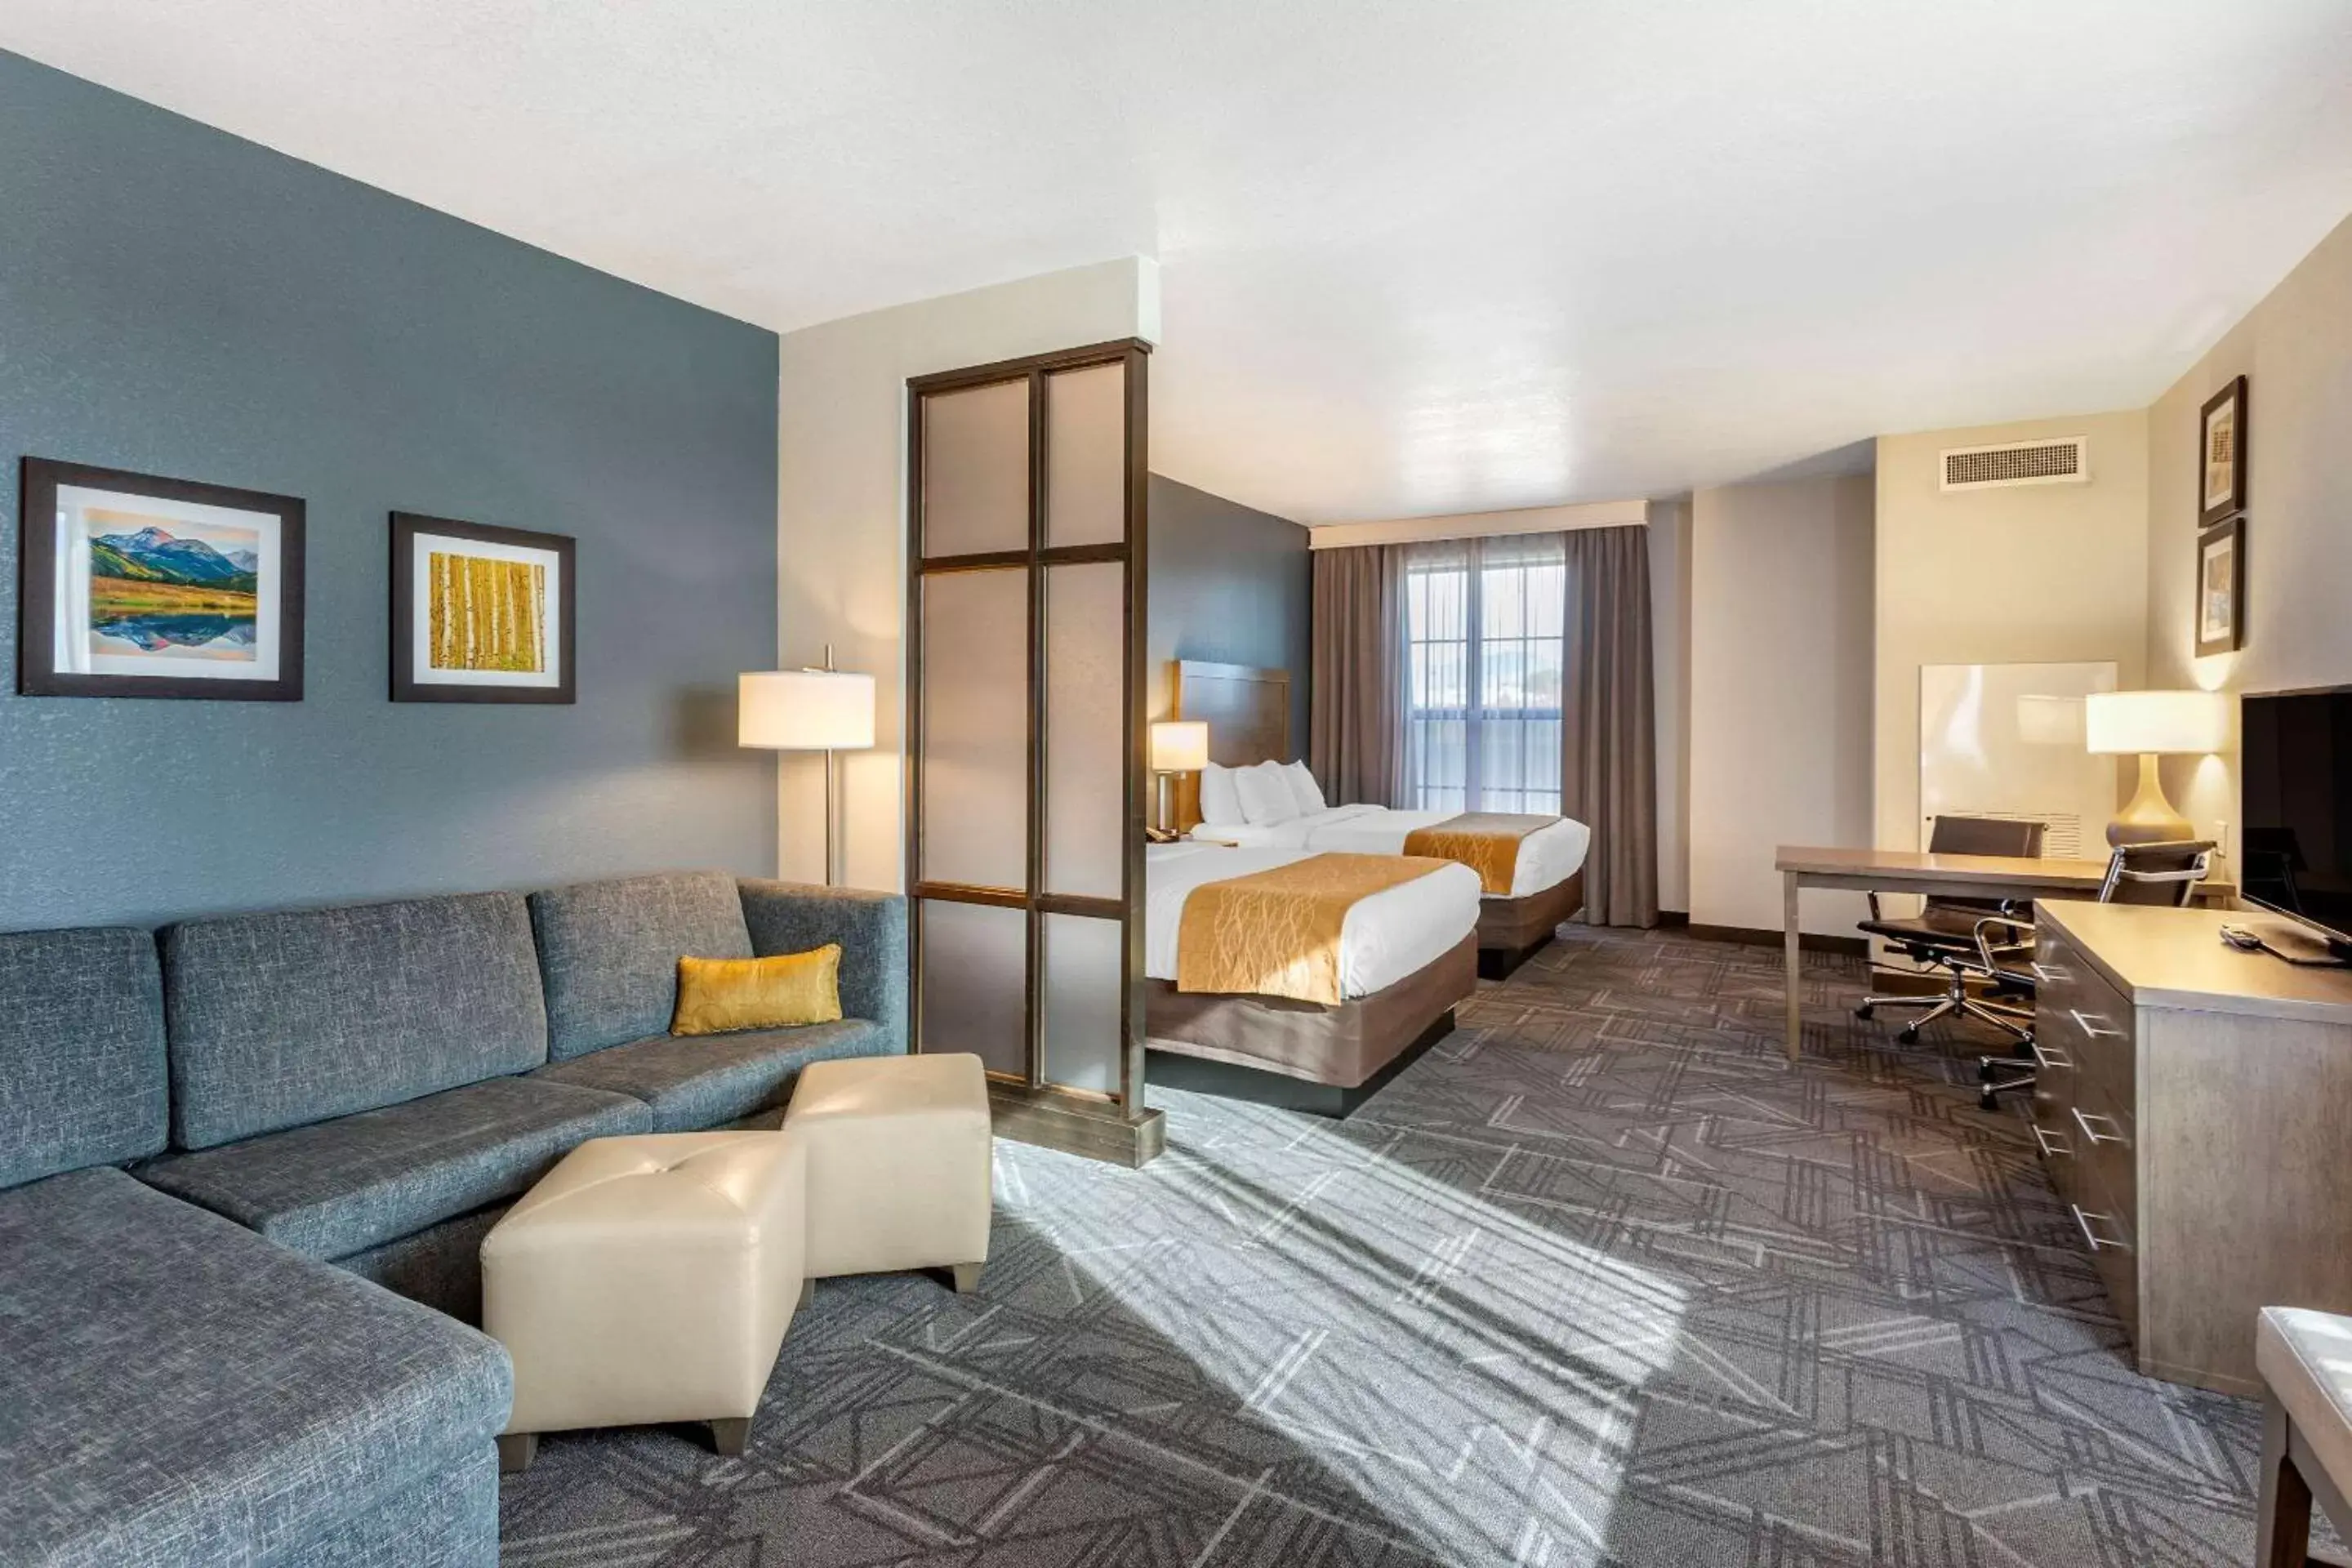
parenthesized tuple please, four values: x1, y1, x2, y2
(533, 1018, 892, 1132)
(737, 880, 910, 1054)
(0, 927, 167, 1189)
(0, 1166, 510, 1568)
(163, 892, 550, 1150)
(136, 1076, 651, 1261)
(529, 871, 753, 1059)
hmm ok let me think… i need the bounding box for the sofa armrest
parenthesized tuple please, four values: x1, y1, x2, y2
(736, 881, 909, 1054)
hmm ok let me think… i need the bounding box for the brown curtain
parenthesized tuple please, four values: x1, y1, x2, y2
(1308, 544, 1406, 807)
(1561, 526, 1659, 927)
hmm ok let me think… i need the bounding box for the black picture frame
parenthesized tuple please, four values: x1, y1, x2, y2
(2196, 514, 2246, 657)
(2199, 375, 2248, 528)
(16, 457, 305, 701)
(390, 511, 577, 704)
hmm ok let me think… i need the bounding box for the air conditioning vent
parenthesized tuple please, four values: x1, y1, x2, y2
(1940, 437, 2088, 492)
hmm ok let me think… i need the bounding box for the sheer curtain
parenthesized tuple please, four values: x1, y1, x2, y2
(1401, 532, 1566, 814)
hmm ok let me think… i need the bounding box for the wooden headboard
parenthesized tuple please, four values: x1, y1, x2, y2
(1170, 659, 1291, 830)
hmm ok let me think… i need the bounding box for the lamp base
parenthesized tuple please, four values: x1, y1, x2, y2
(2106, 752, 2193, 848)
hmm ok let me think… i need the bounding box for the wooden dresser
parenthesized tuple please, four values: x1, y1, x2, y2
(2030, 901, 2352, 1395)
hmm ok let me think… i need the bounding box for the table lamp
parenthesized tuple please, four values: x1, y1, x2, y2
(2084, 689, 2228, 847)
(1149, 721, 1209, 835)
(740, 648, 875, 884)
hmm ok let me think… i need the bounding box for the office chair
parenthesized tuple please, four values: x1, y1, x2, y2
(1855, 815, 2047, 1045)
(1974, 839, 2216, 1108)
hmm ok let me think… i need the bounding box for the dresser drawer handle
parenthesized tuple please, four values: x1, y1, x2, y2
(2030, 1122, 2073, 1159)
(2029, 1038, 2074, 1071)
(2030, 961, 2073, 984)
(2071, 1204, 2131, 1253)
(2069, 1009, 2127, 1040)
(2071, 1107, 2127, 1147)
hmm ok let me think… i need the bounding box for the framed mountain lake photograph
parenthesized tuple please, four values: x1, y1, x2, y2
(16, 457, 305, 700)
(390, 512, 575, 703)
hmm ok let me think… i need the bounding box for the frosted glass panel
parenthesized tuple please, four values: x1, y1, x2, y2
(1042, 913, 1123, 1093)
(923, 379, 1029, 557)
(922, 569, 1027, 889)
(1044, 562, 1125, 898)
(921, 901, 1027, 1078)
(1045, 363, 1127, 546)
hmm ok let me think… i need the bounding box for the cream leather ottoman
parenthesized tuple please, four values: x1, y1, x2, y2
(481, 1130, 806, 1472)
(786, 1053, 991, 1293)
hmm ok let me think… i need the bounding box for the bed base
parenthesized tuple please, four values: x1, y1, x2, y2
(1144, 933, 1477, 1117)
(1147, 1009, 1456, 1118)
(1474, 871, 1585, 980)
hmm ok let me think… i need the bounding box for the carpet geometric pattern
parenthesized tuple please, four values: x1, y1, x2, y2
(497, 925, 2275, 1566)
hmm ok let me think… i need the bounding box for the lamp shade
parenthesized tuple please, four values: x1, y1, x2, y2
(739, 669, 875, 751)
(1151, 720, 1209, 773)
(2083, 689, 2227, 756)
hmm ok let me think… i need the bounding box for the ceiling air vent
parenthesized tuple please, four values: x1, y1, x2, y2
(1939, 436, 2087, 492)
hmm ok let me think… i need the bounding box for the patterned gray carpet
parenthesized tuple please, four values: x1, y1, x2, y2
(497, 926, 2274, 1566)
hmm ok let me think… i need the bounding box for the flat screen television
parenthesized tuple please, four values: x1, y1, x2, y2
(2239, 686, 2352, 952)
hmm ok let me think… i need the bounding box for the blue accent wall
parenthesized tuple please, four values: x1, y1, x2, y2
(1147, 475, 1311, 746)
(0, 51, 779, 929)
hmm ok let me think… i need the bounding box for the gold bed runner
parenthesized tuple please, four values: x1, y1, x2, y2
(1178, 853, 1454, 1006)
(1401, 813, 1553, 895)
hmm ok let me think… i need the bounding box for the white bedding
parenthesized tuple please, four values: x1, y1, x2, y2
(1191, 804, 1591, 898)
(1145, 841, 1481, 1000)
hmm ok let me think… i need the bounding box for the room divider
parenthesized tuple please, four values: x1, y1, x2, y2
(904, 340, 1164, 1165)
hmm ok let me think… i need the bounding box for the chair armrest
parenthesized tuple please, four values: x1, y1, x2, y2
(1972, 914, 2035, 974)
(736, 880, 908, 1054)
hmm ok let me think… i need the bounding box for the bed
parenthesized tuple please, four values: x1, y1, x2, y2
(1144, 840, 1481, 1116)
(1171, 658, 1591, 977)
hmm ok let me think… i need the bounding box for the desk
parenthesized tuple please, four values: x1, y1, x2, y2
(1773, 846, 2234, 1061)
(2031, 900, 2352, 1393)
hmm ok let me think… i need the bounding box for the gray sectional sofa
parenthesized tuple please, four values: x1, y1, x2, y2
(0, 871, 906, 1567)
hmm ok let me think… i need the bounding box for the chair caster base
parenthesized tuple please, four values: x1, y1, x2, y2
(1855, 1004, 1874, 1021)
(1897, 1027, 1920, 1045)
(1979, 1089, 1999, 1111)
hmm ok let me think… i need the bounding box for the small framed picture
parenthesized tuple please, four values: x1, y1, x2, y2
(2199, 375, 2248, 527)
(2196, 515, 2245, 657)
(16, 457, 305, 700)
(390, 512, 575, 703)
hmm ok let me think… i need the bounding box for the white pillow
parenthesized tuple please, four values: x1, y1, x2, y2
(1235, 760, 1303, 826)
(1285, 760, 1328, 815)
(1197, 761, 1245, 827)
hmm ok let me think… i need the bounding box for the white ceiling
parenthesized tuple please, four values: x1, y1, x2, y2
(7, 0, 2351, 524)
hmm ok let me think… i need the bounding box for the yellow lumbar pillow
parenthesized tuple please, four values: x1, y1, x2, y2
(672, 946, 843, 1036)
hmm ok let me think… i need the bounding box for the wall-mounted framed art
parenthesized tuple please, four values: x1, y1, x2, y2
(2199, 375, 2248, 527)
(16, 457, 305, 700)
(390, 512, 576, 703)
(2196, 514, 2245, 657)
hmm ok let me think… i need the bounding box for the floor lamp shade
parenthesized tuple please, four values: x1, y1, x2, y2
(739, 669, 875, 885)
(739, 670, 875, 751)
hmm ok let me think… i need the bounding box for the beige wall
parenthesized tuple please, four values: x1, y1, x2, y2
(775, 257, 1159, 889)
(1689, 474, 1875, 933)
(2146, 211, 2352, 869)
(1873, 411, 2150, 852)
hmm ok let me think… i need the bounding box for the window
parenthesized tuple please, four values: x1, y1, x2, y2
(1404, 533, 1565, 814)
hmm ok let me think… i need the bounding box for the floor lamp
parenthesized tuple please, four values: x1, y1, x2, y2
(739, 649, 875, 886)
